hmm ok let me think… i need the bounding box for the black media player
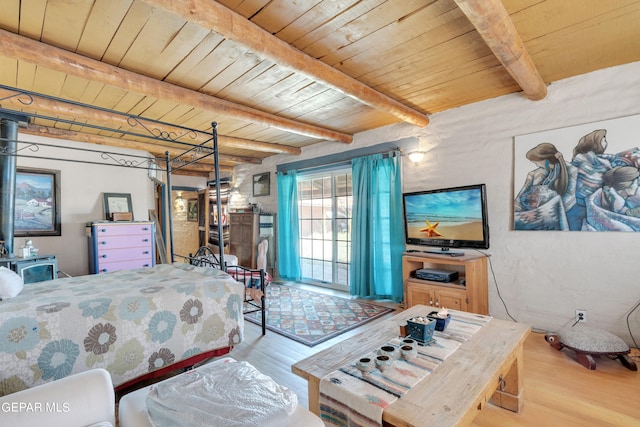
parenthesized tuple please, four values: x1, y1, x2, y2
(414, 268, 459, 283)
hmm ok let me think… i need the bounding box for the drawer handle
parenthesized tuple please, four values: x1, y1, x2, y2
(101, 254, 107, 259)
(101, 269, 108, 273)
(144, 264, 150, 267)
(100, 228, 107, 232)
(498, 374, 506, 391)
(143, 227, 149, 231)
(143, 238, 149, 242)
(100, 241, 107, 245)
(143, 251, 149, 255)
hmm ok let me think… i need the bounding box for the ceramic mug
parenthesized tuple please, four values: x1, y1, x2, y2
(356, 357, 374, 374)
(377, 345, 398, 360)
(400, 344, 417, 360)
(375, 355, 393, 371)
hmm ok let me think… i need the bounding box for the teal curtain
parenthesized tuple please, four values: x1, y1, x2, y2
(277, 171, 301, 280)
(350, 152, 404, 301)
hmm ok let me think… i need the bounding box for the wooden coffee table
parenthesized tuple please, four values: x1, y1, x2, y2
(292, 305, 530, 426)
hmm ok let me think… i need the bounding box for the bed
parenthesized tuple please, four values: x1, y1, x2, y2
(0, 262, 246, 397)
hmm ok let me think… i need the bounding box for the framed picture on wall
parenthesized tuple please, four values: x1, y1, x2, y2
(187, 198, 198, 221)
(253, 172, 270, 197)
(103, 193, 133, 220)
(14, 167, 62, 237)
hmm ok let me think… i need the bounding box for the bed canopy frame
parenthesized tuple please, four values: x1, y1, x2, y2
(0, 84, 228, 265)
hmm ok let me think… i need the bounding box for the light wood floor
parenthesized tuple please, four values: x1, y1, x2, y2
(232, 286, 640, 427)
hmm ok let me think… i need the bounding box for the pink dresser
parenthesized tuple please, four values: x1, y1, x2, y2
(88, 221, 155, 274)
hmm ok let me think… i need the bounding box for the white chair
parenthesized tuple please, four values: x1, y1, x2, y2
(0, 368, 116, 427)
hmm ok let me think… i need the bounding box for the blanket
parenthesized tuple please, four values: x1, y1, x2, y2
(0, 263, 245, 396)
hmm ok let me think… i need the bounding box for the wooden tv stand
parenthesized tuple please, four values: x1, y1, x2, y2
(402, 251, 488, 314)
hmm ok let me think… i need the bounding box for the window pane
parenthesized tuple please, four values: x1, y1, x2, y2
(312, 178, 323, 198)
(323, 240, 333, 261)
(311, 219, 323, 237)
(301, 258, 313, 278)
(300, 238, 312, 258)
(323, 219, 332, 239)
(323, 261, 332, 281)
(312, 239, 324, 259)
(335, 174, 346, 196)
(323, 177, 331, 198)
(300, 219, 312, 238)
(300, 200, 311, 219)
(336, 263, 349, 286)
(336, 240, 349, 263)
(312, 259, 324, 279)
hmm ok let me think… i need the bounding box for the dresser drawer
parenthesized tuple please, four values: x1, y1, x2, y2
(95, 259, 154, 274)
(94, 224, 153, 236)
(96, 234, 152, 249)
(95, 246, 153, 263)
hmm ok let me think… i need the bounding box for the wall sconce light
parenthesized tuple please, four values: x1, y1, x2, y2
(174, 191, 186, 212)
(408, 151, 425, 163)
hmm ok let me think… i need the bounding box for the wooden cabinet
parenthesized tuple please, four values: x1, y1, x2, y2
(402, 252, 488, 314)
(228, 212, 277, 277)
(88, 221, 155, 274)
(198, 188, 230, 250)
(229, 212, 259, 268)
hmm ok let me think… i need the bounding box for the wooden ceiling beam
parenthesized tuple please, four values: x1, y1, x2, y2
(221, 135, 301, 155)
(454, 0, 547, 101)
(0, 87, 297, 158)
(144, 0, 431, 127)
(0, 29, 352, 143)
(157, 160, 222, 176)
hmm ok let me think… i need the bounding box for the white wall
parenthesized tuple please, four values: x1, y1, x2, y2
(14, 134, 155, 276)
(233, 60, 640, 344)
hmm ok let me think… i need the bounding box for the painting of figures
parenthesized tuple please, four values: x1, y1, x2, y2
(514, 114, 640, 231)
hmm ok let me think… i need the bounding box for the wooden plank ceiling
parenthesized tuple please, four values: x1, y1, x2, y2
(0, 0, 639, 176)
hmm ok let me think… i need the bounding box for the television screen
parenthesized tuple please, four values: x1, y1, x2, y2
(402, 184, 489, 250)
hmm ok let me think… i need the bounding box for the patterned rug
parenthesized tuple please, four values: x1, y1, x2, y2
(244, 283, 395, 347)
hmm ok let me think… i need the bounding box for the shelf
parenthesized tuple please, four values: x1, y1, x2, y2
(402, 252, 488, 314)
(406, 276, 466, 290)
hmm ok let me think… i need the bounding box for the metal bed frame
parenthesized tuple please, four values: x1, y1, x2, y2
(1, 84, 267, 333)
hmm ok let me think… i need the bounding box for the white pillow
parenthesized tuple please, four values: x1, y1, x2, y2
(0, 266, 24, 299)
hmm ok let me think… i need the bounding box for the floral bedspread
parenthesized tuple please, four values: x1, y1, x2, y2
(0, 263, 245, 396)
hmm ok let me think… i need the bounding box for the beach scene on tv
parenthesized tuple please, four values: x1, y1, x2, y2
(405, 188, 485, 241)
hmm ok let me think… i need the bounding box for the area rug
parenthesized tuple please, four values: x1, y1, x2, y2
(244, 284, 395, 347)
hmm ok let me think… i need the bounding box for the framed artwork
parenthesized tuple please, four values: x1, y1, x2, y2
(514, 113, 640, 231)
(14, 168, 61, 236)
(103, 193, 133, 220)
(187, 198, 198, 221)
(253, 172, 270, 197)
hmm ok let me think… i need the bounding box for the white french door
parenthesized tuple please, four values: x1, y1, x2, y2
(297, 168, 352, 291)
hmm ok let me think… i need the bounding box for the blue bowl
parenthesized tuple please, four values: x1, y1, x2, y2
(427, 311, 451, 331)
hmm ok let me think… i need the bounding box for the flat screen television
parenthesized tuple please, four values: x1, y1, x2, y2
(402, 184, 489, 252)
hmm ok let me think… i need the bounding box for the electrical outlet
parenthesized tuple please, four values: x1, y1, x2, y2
(575, 309, 587, 323)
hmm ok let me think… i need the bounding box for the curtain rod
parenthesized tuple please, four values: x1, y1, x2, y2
(276, 137, 417, 174)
